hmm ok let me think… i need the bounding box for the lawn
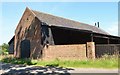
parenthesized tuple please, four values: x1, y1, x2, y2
(0, 54, 118, 69)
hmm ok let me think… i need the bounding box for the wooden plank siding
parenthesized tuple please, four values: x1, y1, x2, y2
(95, 44, 120, 58)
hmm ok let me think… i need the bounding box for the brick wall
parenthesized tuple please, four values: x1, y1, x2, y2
(14, 7, 36, 58)
(42, 44, 87, 60)
(14, 7, 42, 59)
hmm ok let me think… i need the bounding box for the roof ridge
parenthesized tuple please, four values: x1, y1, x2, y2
(32, 10, 97, 28)
(31, 9, 109, 35)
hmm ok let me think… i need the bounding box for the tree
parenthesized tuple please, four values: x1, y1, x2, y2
(0, 43, 9, 55)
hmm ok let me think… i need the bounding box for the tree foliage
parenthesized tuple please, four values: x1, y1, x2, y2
(0, 43, 9, 55)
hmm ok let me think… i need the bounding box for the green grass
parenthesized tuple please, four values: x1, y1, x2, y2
(35, 58, 118, 69)
(0, 55, 36, 65)
(0, 54, 118, 69)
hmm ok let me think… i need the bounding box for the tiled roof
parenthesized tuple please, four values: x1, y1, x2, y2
(32, 10, 109, 35)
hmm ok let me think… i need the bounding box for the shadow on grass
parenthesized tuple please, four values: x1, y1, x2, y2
(1, 57, 74, 75)
(1, 63, 74, 75)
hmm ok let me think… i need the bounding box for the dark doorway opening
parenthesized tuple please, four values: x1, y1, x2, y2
(20, 39, 30, 58)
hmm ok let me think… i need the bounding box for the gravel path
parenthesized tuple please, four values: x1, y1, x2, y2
(0, 62, 118, 75)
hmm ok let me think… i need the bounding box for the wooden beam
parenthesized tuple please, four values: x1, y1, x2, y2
(91, 33, 93, 42)
(107, 38, 110, 44)
(93, 35, 108, 39)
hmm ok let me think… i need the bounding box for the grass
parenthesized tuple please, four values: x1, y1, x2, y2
(0, 54, 119, 69)
(35, 58, 118, 69)
(0, 55, 36, 65)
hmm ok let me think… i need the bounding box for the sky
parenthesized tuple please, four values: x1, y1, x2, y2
(0, 2, 119, 45)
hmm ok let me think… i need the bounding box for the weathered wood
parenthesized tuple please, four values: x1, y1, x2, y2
(95, 44, 120, 58)
(91, 33, 93, 42)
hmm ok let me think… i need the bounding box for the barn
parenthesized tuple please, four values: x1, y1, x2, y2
(8, 36, 14, 54)
(8, 7, 120, 59)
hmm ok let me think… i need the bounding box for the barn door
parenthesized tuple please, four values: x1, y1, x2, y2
(20, 39, 30, 58)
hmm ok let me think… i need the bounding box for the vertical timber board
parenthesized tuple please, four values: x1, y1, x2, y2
(48, 27, 55, 45)
(41, 25, 55, 46)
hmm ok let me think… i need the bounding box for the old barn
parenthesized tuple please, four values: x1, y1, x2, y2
(8, 7, 120, 59)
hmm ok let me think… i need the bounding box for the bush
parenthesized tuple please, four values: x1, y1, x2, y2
(0, 43, 9, 55)
(1, 57, 36, 65)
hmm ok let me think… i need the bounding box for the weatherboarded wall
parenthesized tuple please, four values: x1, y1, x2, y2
(42, 44, 87, 60)
(95, 44, 120, 58)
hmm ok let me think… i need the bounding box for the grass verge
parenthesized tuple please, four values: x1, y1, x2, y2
(0, 55, 36, 65)
(0, 54, 118, 69)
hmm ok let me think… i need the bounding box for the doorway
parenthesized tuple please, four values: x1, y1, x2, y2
(20, 39, 30, 58)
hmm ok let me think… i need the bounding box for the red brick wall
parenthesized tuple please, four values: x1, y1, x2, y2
(42, 44, 87, 60)
(14, 7, 42, 59)
(14, 7, 35, 58)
